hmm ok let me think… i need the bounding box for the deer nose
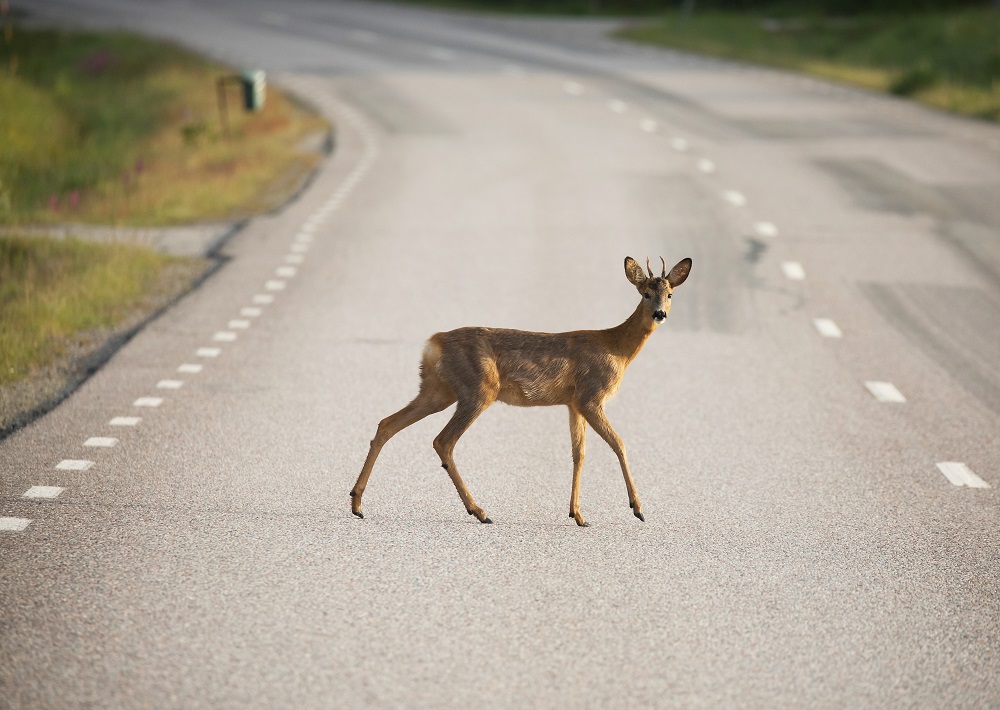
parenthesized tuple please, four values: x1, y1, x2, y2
(653, 310, 667, 322)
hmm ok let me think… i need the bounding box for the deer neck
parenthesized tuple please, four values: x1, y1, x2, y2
(604, 302, 656, 365)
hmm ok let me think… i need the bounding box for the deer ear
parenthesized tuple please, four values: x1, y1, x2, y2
(667, 257, 692, 287)
(624, 257, 647, 286)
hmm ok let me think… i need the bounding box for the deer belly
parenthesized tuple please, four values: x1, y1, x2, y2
(497, 371, 572, 407)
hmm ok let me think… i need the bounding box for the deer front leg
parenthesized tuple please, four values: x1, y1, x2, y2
(568, 406, 588, 527)
(581, 405, 644, 522)
(433, 397, 495, 524)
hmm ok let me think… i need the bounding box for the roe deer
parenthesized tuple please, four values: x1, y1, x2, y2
(350, 255, 692, 526)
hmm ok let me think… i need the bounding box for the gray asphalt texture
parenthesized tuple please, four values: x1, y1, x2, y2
(2, 1, 999, 707)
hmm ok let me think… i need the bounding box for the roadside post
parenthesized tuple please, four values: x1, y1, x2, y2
(216, 69, 266, 137)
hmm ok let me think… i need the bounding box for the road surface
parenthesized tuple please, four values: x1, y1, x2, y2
(3, 1, 999, 706)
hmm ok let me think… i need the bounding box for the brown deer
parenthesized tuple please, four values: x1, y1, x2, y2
(350, 255, 692, 526)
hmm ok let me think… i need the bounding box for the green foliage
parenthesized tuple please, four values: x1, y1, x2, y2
(0, 236, 181, 384)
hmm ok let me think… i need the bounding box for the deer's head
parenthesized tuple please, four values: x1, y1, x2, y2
(624, 256, 692, 326)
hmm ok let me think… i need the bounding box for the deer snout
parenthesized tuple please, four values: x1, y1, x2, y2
(653, 310, 667, 323)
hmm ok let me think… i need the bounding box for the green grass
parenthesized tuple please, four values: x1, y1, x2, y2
(0, 235, 199, 386)
(617, 9, 1000, 121)
(0, 26, 327, 226)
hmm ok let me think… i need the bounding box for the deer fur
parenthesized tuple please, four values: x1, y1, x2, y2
(350, 255, 692, 526)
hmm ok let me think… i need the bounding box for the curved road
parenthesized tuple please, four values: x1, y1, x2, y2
(3, 1, 999, 706)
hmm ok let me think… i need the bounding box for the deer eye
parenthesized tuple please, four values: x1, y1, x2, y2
(644, 293, 651, 299)
(667, 293, 672, 299)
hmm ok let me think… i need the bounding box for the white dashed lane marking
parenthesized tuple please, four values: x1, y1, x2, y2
(697, 158, 715, 174)
(865, 381, 906, 403)
(813, 318, 843, 338)
(754, 221, 779, 237)
(564, 81, 584, 96)
(197, 347, 222, 357)
(178, 364, 203, 374)
(640, 118, 658, 133)
(0, 518, 31, 532)
(936, 462, 990, 489)
(722, 190, 747, 206)
(609, 99, 627, 113)
(781, 261, 806, 280)
(290, 243, 309, 253)
(240, 307, 263, 317)
(285, 254, 305, 264)
(56, 459, 93, 471)
(23, 486, 64, 499)
(275, 266, 297, 278)
(295, 232, 314, 242)
(84, 437, 118, 447)
(252, 294, 275, 305)
(228, 319, 251, 329)
(156, 380, 183, 389)
(265, 280, 286, 291)
(133, 397, 164, 408)
(670, 137, 689, 152)
(213, 331, 238, 342)
(110, 416, 141, 426)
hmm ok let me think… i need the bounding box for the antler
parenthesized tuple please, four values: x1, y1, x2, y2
(646, 257, 654, 279)
(660, 256, 667, 278)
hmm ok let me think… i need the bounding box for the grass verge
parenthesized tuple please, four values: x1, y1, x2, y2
(616, 9, 1000, 122)
(0, 235, 211, 436)
(0, 25, 328, 226)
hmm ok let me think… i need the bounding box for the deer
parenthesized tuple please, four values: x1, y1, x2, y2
(350, 255, 692, 527)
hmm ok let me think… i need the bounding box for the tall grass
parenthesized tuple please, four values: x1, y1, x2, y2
(0, 27, 327, 226)
(0, 236, 191, 385)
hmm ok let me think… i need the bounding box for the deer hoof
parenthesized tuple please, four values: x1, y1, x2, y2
(634, 510, 645, 522)
(353, 510, 364, 519)
(481, 517, 493, 524)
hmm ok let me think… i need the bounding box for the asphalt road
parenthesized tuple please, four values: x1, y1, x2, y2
(3, 1, 1000, 707)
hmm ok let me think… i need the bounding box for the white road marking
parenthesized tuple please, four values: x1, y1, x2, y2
(252, 294, 275, 305)
(265, 280, 286, 291)
(670, 137, 689, 152)
(781, 261, 806, 280)
(564, 81, 584, 96)
(228, 319, 251, 329)
(864, 381, 906, 403)
(723, 190, 747, 206)
(429, 47, 455, 61)
(197, 347, 222, 357)
(213, 331, 237, 342)
(285, 254, 305, 264)
(290, 243, 310, 253)
(109, 416, 141, 426)
(134, 397, 164, 407)
(275, 266, 297, 278)
(0, 518, 30, 532)
(178, 363, 203, 374)
(84, 437, 118, 447)
(813, 318, 843, 338)
(24, 486, 64, 499)
(56, 459, 93, 471)
(640, 118, 658, 133)
(609, 99, 627, 113)
(295, 232, 314, 242)
(240, 307, 263, 318)
(936, 462, 990, 489)
(156, 379, 183, 389)
(754, 221, 779, 237)
(300, 223, 317, 234)
(697, 158, 716, 174)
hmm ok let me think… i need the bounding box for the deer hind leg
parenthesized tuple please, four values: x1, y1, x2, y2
(432, 391, 497, 524)
(351, 386, 455, 518)
(568, 406, 588, 527)
(581, 404, 644, 522)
